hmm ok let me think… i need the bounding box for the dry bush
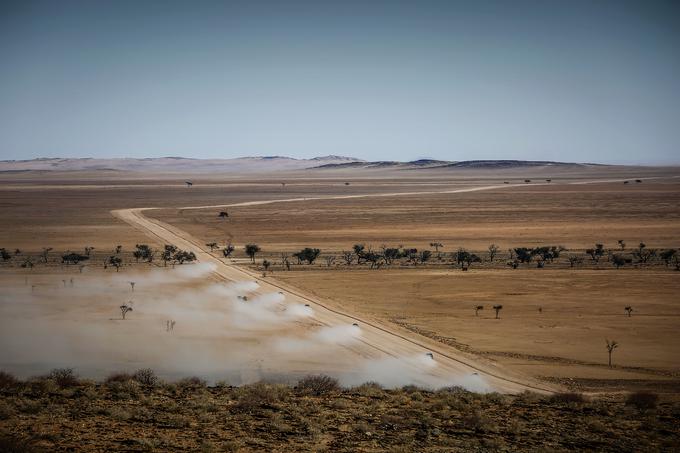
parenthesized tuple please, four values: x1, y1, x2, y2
(17, 399, 44, 415)
(133, 368, 159, 387)
(105, 372, 133, 384)
(108, 379, 140, 400)
(106, 406, 132, 421)
(549, 392, 586, 404)
(461, 409, 492, 432)
(0, 371, 20, 390)
(626, 391, 659, 411)
(48, 368, 79, 388)
(177, 376, 207, 389)
(352, 381, 383, 398)
(233, 382, 290, 413)
(296, 375, 340, 396)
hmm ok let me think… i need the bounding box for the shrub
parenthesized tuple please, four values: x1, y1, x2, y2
(549, 392, 586, 404)
(0, 370, 20, 390)
(626, 391, 659, 411)
(233, 382, 290, 413)
(133, 368, 159, 387)
(296, 375, 340, 396)
(48, 368, 79, 388)
(105, 372, 133, 384)
(178, 376, 207, 389)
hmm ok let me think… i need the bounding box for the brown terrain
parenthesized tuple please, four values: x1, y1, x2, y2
(1, 162, 679, 451)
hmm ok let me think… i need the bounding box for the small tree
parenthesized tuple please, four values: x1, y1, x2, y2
(293, 248, 321, 265)
(120, 304, 133, 320)
(115, 245, 123, 254)
(429, 242, 443, 254)
(659, 249, 677, 266)
(606, 339, 618, 367)
(106, 255, 122, 272)
(62, 252, 89, 265)
(324, 255, 336, 267)
(130, 281, 136, 292)
(245, 244, 261, 263)
(185, 181, 193, 188)
(223, 243, 235, 258)
(568, 255, 583, 268)
(262, 259, 271, 274)
(488, 244, 499, 262)
(624, 306, 633, 317)
(84, 246, 95, 256)
(41, 247, 53, 263)
(585, 244, 605, 263)
(493, 305, 503, 319)
(611, 254, 628, 269)
(218, 211, 229, 219)
(341, 250, 354, 266)
(419, 250, 432, 264)
(161, 245, 178, 266)
(475, 305, 484, 316)
(206, 242, 218, 252)
(0, 248, 12, 261)
(134, 244, 154, 263)
(173, 250, 196, 264)
(618, 240, 626, 251)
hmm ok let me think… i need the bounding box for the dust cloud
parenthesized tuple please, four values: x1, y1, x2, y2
(0, 264, 490, 391)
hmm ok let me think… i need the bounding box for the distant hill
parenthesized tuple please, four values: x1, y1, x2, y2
(0, 156, 608, 173)
(0, 156, 364, 173)
(309, 159, 598, 170)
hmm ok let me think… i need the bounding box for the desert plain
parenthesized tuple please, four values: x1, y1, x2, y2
(1, 161, 680, 451)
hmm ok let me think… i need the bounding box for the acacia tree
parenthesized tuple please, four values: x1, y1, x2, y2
(659, 249, 677, 266)
(245, 244, 261, 263)
(293, 248, 321, 265)
(568, 255, 583, 268)
(475, 305, 484, 316)
(624, 306, 633, 317)
(106, 255, 122, 272)
(218, 211, 229, 219)
(0, 248, 12, 261)
(488, 244, 499, 262)
(585, 244, 605, 263)
(133, 244, 154, 263)
(606, 339, 619, 367)
(120, 304, 133, 320)
(161, 245, 178, 266)
(84, 246, 95, 256)
(353, 244, 366, 264)
(262, 259, 271, 274)
(618, 240, 626, 251)
(206, 242, 218, 252)
(41, 247, 53, 263)
(222, 242, 235, 257)
(341, 250, 354, 266)
(633, 242, 656, 264)
(492, 304, 503, 319)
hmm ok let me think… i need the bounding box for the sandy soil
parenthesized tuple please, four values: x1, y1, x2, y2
(1, 167, 678, 394)
(272, 269, 680, 385)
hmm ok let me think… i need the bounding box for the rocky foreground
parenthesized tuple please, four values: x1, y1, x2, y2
(1, 371, 679, 452)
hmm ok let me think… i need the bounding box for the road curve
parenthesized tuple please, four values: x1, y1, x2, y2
(113, 183, 567, 393)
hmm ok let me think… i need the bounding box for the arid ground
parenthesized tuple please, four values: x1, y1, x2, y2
(1, 164, 680, 451)
(1, 165, 679, 392)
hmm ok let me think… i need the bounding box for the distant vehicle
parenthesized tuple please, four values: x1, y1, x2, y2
(304, 304, 310, 307)
(624, 181, 630, 184)
(352, 323, 359, 327)
(185, 181, 193, 187)
(635, 179, 642, 183)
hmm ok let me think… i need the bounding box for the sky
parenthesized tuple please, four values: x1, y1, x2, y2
(1, 0, 679, 165)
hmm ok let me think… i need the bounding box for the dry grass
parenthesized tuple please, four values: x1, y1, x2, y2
(2, 374, 678, 452)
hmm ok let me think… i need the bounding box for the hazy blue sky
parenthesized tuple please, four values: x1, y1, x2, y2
(1, 0, 679, 164)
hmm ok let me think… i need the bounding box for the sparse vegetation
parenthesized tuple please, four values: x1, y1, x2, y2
(0, 372, 676, 452)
